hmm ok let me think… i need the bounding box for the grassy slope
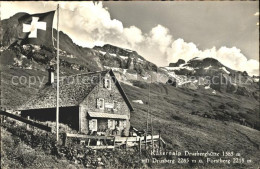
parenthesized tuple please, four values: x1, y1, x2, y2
(1, 66, 47, 109)
(0, 128, 82, 168)
(121, 82, 260, 167)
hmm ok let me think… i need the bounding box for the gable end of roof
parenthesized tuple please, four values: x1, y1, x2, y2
(108, 70, 134, 112)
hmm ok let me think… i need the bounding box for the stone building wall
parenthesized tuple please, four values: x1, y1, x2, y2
(79, 72, 130, 135)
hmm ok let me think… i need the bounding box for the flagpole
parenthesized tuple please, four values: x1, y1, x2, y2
(149, 74, 153, 152)
(56, 4, 60, 143)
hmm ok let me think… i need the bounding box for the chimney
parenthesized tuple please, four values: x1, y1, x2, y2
(47, 66, 55, 85)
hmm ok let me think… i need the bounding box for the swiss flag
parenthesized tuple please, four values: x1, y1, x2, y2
(17, 11, 55, 47)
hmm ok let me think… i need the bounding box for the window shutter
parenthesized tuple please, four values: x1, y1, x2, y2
(123, 120, 127, 128)
(107, 79, 111, 90)
(113, 101, 118, 110)
(89, 119, 97, 131)
(119, 120, 123, 129)
(93, 119, 97, 131)
(100, 98, 104, 109)
(97, 98, 105, 109)
(108, 119, 115, 129)
(103, 78, 107, 88)
(89, 120, 93, 130)
(108, 119, 111, 129)
(96, 98, 101, 108)
(103, 78, 111, 89)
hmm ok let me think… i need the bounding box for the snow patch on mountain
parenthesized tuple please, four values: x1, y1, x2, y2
(120, 55, 128, 60)
(99, 51, 106, 55)
(124, 48, 133, 53)
(110, 53, 117, 57)
(204, 65, 212, 70)
(191, 57, 205, 61)
(205, 86, 210, 89)
(163, 65, 194, 71)
(104, 66, 121, 71)
(253, 77, 259, 82)
(137, 58, 143, 62)
(220, 67, 230, 74)
(132, 100, 144, 104)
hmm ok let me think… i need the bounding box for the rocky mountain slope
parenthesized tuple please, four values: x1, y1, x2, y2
(162, 57, 259, 100)
(93, 44, 169, 84)
(94, 44, 158, 74)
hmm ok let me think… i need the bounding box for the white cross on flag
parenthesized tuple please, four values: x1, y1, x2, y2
(17, 11, 55, 47)
(23, 17, 47, 38)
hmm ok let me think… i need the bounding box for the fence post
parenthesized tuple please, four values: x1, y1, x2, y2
(139, 137, 142, 157)
(26, 116, 30, 130)
(87, 138, 91, 146)
(113, 136, 116, 148)
(63, 133, 67, 146)
(159, 130, 161, 152)
(125, 137, 128, 151)
(144, 131, 148, 150)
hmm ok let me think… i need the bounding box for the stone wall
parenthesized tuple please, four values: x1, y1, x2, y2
(79, 105, 88, 133)
(79, 72, 130, 135)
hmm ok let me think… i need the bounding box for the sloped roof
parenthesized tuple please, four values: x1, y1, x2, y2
(88, 112, 128, 119)
(19, 70, 134, 111)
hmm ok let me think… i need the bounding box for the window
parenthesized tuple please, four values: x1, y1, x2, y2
(123, 120, 127, 128)
(108, 119, 115, 130)
(119, 120, 123, 129)
(97, 98, 104, 109)
(119, 120, 127, 129)
(89, 119, 97, 131)
(113, 101, 118, 110)
(103, 78, 111, 90)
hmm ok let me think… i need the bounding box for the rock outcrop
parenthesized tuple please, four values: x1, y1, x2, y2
(169, 59, 185, 67)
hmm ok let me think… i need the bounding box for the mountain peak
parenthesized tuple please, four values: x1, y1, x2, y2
(187, 57, 224, 68)
(93, 44, 138, 57)
(169, 59, 185, 67)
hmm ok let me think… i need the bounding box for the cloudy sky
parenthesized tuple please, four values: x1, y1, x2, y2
(1, 1, 259, 75)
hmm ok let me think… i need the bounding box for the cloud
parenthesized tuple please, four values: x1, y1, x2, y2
(148, 25, 172, 53)
(57, 2, 124, 47)
(123, 26, 144, 46)
(166, 38, 199, 63)
(130, 25, 173, 66)
(1, 1, 259, 75)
